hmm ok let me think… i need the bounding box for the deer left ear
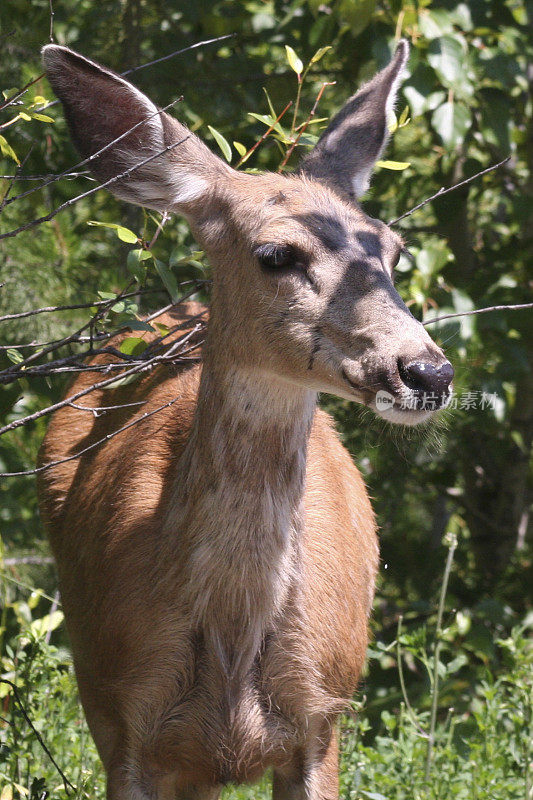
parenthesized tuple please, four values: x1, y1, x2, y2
(299, 40, 409, 202)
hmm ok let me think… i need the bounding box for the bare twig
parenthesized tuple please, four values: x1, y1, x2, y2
(0, 135, 189, 241)
(0, 143, 36, 212)
(389, 156, 511, 226)
(122, 34, 236, 76)
(67, 399, 146, 416)
(423, 302, 533, 326)
(0, 327, 201, 438)
(0, 679, 75, 794)
(147, 210, 169, 249)
(236, 101, 293, 168)
(49, 0, 55, 42)
(3, 556, 54, 566)
(0, 280, 141, 375)
(0, 74, 46, 113)
(0, 171, 92, 181)
(0, 288, 156, 323)
(0, 332, 111, 351)
(279, 81, 334, 171)
(45, 590, 60, 644)
(0, 396, 183, 477)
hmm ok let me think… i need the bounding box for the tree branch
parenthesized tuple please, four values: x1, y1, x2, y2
(423, 302, 533, 326)
(0, 136, 190, 240)
(0, 325, 202, 438)
(0, 396, 183, 477)
(389, 156, 511, 226)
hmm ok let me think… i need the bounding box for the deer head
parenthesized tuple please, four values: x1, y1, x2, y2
(43, 41, 453, 425)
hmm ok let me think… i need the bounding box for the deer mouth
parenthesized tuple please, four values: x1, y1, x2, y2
(341, 368, 449, 426)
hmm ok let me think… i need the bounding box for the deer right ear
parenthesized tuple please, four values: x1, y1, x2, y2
(42, 45, 231, 213)
(298, 41, 409, 202)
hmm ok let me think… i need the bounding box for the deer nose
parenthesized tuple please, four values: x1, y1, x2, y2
(398, 357, 454, 407)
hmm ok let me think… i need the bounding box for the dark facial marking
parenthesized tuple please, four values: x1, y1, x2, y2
(295, 212, 348, 253)
(354, 230, 383, 260)
(267, 191, 288, 205)
(307, 326, 323, 370)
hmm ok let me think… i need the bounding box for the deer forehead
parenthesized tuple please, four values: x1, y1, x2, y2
(223, 174, 402, 262)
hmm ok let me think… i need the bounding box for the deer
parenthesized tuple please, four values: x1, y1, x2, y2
(38, 39, 453, 800)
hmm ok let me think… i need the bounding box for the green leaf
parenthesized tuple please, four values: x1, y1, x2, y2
(233, 140, 247, 157)
(207, 125, 232, 162)
(118, 316, 155, 333)
(262, 87, 278, 119)
(398, 105, 410, 126)
(122, 318, 155, 331)
(6, 349, 23, 364)
(337, 0, 376, 36)
(418, 8, 454, 40)
(30, 611, 64, 639)
(285, 45, 303, 76)
(27, 111, 54, 123)
(0, 134, 19, 164)
(87, 221, 139, 243)
(427, 35, 468, 90)
(119, 337, 147, 356)
(432, 101, 471, 149)
(375, 160, 411, 170)
(248, 112, 284, 136)
(127, 248, 152, 281)
(154, 259, 180, 302)
(309, 46, 332, 65)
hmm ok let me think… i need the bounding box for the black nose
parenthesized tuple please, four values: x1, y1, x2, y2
(398, 358, 454, 408)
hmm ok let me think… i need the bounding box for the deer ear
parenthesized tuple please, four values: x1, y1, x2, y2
(298, 40, 409, 202)
(42, 45, 230, 212)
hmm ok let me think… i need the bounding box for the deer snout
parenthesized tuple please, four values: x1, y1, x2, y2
(397, 355, 454, 409)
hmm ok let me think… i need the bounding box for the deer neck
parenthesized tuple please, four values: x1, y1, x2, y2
(174, 331, 317, 676)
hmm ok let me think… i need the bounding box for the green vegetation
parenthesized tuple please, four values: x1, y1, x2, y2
(0, 0, 531, 798)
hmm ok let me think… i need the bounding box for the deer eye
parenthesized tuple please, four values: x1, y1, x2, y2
(255, 243, 301, 271)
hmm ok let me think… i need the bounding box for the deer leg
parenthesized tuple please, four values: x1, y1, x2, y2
(272, 721, 339, 800)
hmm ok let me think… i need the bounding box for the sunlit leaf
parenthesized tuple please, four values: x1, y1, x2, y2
(119, 337, 147, 356)
(207, 125, 232, 162)
(87, 221, 139, 243)
(309, 46, 332, 65)
(6, 349, 23, 364)
(376, 160, 411, 170)
(285, 45, 303, 75)
(0, 134, 19, 164)
(233, 140, 247, 157)
(432, 101, 471, 149)
(28, 112, 54, 123)
(30, 610, 64, 638)
(427, 35, 468, 90)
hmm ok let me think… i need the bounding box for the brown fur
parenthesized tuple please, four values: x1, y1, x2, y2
(39, 303, 377, 795)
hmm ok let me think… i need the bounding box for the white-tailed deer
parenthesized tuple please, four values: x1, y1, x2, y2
(38, 41, 453, 800)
